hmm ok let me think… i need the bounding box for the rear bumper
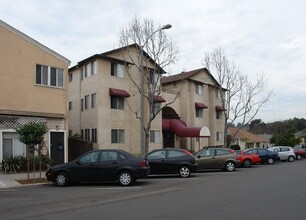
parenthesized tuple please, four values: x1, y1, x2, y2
(190, 164, 198, 173)
(133, 167, 150, 179)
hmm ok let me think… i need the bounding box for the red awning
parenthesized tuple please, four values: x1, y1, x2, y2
(109, 88, 130, 97)
(215, 105, 225, 111)
(162, 119, 210, 137)
(153, 96, 166, 103)
(195, 102, 208, 109)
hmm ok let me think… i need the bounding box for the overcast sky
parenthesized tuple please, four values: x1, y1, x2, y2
(1, 0, 305, 123)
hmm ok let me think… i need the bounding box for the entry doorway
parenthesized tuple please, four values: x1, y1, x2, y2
(50, 132, 65, 165)
(163, 130, 174, 148)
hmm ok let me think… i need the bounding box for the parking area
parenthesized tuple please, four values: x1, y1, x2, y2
(1, 159, 306, 219)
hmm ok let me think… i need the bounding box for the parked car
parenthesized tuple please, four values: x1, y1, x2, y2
(46, 149, 149, 187)
(293, 144, 306, 160)
(244, 148, 279, 164)
(145, 148, 197, 178)
(194, 148, 240, 172)
(234, 150, 261, 168)
(268, 146, 296, 162)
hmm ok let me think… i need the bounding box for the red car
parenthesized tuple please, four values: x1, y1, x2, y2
(294, 149, 306, 160)
(234, 150, 261, 168)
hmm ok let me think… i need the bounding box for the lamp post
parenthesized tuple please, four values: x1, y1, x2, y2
(140, 24, 172, 156)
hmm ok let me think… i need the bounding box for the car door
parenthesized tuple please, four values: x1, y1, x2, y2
(166, 150, 189, 173)
(71, 151, 100, 181)
(97, 151, 121, 181)
(146, 150, 167, 174)
(257, 148, 268, 162)
(196, 149, 216, 170)
(214, 149, 234, 168)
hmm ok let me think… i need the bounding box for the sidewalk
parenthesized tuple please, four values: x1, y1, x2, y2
(0, 171, 46, 189)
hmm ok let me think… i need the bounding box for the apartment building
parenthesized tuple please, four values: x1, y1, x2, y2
(161, 68, 226, 152)
(68, 44, 163, 155)
(0, 20, 70, 164)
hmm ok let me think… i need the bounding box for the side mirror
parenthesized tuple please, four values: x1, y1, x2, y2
(76, 160, 81, 165)
(197, 155, 201, 159)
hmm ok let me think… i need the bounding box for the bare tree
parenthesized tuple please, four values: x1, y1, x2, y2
(118, 17, 180, 154)
(203, 47, 273, 146)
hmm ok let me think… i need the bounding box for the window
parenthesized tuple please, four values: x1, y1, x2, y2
(216, 132, 222, 142)
(79, 151, 99, 163)
(111, 129, 125, 143)
(111, 62, 124, 78)
(111, 96, 124, 109)
(195, 83, 203, 94)
(81, 130, 84, 139)
(91, 93, 96, 108)
(80, 68, 84, 81)
(91, 61, 97, 75)
(92, 128, 97, 143)
(81, 99, 84, 111)
(85, 129, 90, 141)
(100, 151, 118, 161)
(150, 130, 161, 143)
(85, 63, 91, 78)
(216, 89, 221, 99)
(68, 101, 73, 111)
(168, 150, 186, 158)
(69, 72, 73, 82)
(216, 111, 222, 119)
(149, 70, 161, 86)
(196, 108, 203, 118)
(85, 95, 89, 110)
(36, 64, 64, 88)
(146, 150, 166, 160)
(216, 149, 231, 156)
(153, 103, 161, 115)
(199, 149, 215, 157)
(68, 130, 73, 137)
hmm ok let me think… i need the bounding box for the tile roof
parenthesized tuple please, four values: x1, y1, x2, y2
(228, 127, 265, 142)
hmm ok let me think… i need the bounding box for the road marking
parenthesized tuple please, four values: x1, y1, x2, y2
(0, 189, 17, 192)
(0, 181, 7, 188)
(91, 187, 142, 190)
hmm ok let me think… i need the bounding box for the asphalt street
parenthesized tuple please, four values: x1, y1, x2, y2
(1, 159, 305, 220)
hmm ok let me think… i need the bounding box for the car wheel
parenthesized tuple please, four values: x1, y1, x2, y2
(288, 156, 295, 162)
(55, 172, 69, 187)
(267, 158, 274, 165)
(118, 171, 134, 186)
(297, 155, 302, 160)
(243, 159, 252, 168)
(225, 161, 235, 172)
(179, 166, 191, 178)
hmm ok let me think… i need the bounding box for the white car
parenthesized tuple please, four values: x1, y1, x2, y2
(268, 146, 296, 162)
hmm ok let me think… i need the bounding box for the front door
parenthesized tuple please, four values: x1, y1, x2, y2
(163, 130, 174, 148)
(50, 132, 65, 165)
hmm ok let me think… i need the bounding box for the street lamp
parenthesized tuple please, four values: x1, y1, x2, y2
(140, 24, 172, 156)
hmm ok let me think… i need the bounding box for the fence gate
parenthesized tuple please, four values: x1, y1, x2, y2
(50, 132, 65, 165)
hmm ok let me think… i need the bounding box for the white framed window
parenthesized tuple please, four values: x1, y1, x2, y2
(195, 83, 203, 94)
(85, 63, 91, 78)
(216, 132, 222, 142)
(196, 108, 203, 118)
(68, 101, 73, 111)
(69, 72, 73, 82)
(91, 61, 97, 75)
(216, 89, 221, 99)
(111, 62, 125, 78)
(85, 129, 90, 141)
(153, 103, 161, 115)
(91, 93, 97, 108)
(85, 95, 89, 110)
(36, 64, 64, 88)
(92, 128, 97, 143)
(80, 68, 84, 81)
(111, 129, 125, 143)
(216, 111, 222, 119)
(111, 96, 124, 109)
(150, 130, 161, 143)
(81, 99, 84, 112)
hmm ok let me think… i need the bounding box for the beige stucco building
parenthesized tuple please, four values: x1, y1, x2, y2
(0, 20, 70, 164)
(68, 47, 226, 154)
(161, 68, 226, 153)
(68, 45, 163, 155)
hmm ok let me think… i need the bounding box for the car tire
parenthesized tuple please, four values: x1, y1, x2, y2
(243, 159, 252, 168)
(118, 171, 134, 186)
(179, 166, 191, 178)
(55, 172, 69, 187)
(297, 155, 302, 160)
(225, 161, 236, 172)
(288, 156, 295, 162)
(267, 158, 274, 165)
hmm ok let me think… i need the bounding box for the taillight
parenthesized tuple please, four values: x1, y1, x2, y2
(228, 149, 234, 153)
(140, 160, 148, 167)
(183, 150, 193, 156)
